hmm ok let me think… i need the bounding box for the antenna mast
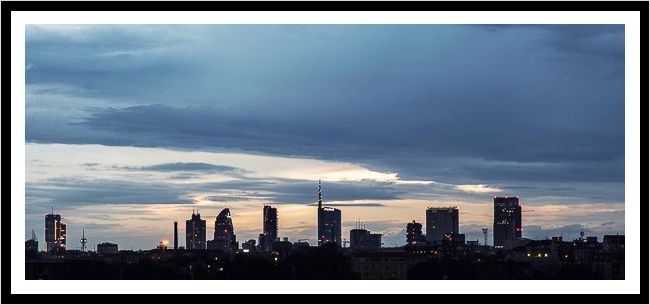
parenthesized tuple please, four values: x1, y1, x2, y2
(80, 229, 88, 252)
(317, 179, 323, 209)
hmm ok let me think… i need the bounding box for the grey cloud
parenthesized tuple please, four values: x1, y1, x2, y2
(26, 177, 193, 208)
(117, 162, 244, 173)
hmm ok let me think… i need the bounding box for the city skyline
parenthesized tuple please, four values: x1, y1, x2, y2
(25, 24, 624, 250)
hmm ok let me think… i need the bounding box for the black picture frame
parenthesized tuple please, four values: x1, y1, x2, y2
(2, 1, 647, 304)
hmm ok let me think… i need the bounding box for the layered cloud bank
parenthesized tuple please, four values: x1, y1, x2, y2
(25, 24, 625, 248)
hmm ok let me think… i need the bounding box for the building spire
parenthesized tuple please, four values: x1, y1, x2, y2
(318, 179, 323, 209)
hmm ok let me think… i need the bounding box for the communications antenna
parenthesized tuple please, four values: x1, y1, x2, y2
(80, 229, 88, 252)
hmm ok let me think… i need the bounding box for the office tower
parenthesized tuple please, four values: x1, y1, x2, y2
(185, 209, 206, 250)
(210, 208, 238, 252)
(25, 229, 38, 252)
(493, 196, 522, 248)
(317, 180, 342, 246)
(349, 226, 368, 250)
(426, 207, 459, 244)
(173, 221, 178, 250)
(45, 208, 67, 253)
(259, 205, 278, 251)
(406, 220, 425, 245)
(349, 220, 382, 250)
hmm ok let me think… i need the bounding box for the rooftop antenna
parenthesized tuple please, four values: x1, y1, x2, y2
(80, 229, 87, 252)
(317, 179, 323, 209)
(51, 201, 54, 215)
(31, 229, 37, 241)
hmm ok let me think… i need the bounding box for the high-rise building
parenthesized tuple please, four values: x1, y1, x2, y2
(185, 209, 206, 250)
(349, 220, 382, 250)
(317, 180, 342, 246)
(173, 221, 178, 250)
(406, 220, 426, 245)
(426, 207, 459, 244)
(349, 228, 368, 250)
(493, 196, 522, 248)
(209, 208, 238, 252)
(259, 205, 278, 251)
(45, 208, 67, 253)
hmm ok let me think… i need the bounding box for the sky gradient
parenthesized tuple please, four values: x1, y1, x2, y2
(25, 24, 625, 250)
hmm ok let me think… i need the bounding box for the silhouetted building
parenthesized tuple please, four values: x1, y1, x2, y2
(406, 220, 426, 245)
(426, 207, 459, 244)
(96, 242, 118, 255)
(349, 221, 382, 250)
(186, 209, 206, 250)
(211, 208, 238, 252)
(602, 235, 624, 254)
(493, 196, 522, 248)
(242, 239, 256, 253)
(259, 205, 278, 251)
(26, 230, 38, 253)
(173, 221, 178, 250)
(367, 233, 382, 249)
(350, 228, 369, 250)
(442, 233, 465, 248)
(317, 180, 341, 246)
(45, 210, 66, 253)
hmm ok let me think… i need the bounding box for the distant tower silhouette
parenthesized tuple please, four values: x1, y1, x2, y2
(318, 179, 323, 209)
(482, 228, 488, 246)
(80, 229, 87, 252)
(173, 221, 178, 250)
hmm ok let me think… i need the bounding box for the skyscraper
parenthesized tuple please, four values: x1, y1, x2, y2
(185, 209, 206, 250)
(406, 220, 425, 245)
(45, 208, 66, 253)
(173, 221, 178, 250)
(493, 196, 522, 248)
(209, 208, 238, 252)
(259, 205, 278, 251)
(425, 207, 459, 244)
(317, 180, 342, 246)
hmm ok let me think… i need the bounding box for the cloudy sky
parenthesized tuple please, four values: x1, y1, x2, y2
(25, 24, 625, 250)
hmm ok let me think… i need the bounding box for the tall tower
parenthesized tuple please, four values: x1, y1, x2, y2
(316, 180, 342, 246)
(318, 179, 323, 209)
(259, 205, 278, 251)
(80, 229, 87, 252)
(493, 196, 522, 248)
(45, 205, 66, 253)
(425, 207, 459, 244)
(173, 221, 178, 250)
(185, 209, 206, 250)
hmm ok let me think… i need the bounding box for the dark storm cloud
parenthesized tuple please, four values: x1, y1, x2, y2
(25, 24, 625, 198)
